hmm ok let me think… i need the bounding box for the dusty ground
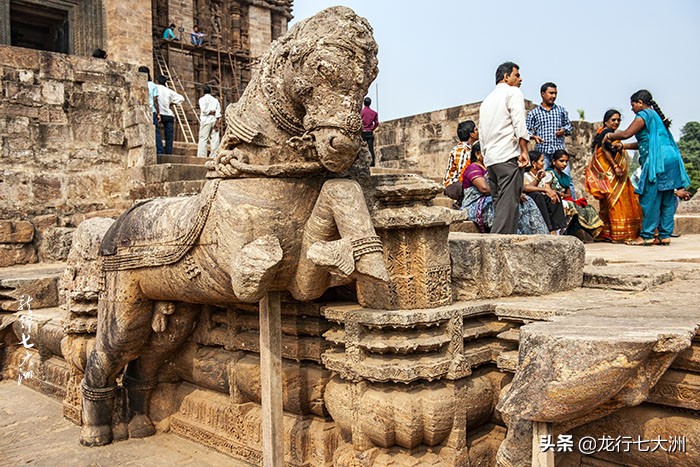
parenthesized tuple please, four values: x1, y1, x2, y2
(0, 383, 250, 466)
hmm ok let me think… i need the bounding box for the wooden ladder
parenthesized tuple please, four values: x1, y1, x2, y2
(154, 46, 199, 144)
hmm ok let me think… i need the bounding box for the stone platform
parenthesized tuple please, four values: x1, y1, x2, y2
(1, 236, 699, 465)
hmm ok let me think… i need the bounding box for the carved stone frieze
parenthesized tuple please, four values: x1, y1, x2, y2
(169, 383, 337, 466)
(648, 369, 700, 411)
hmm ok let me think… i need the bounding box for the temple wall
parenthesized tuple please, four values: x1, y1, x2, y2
(375, 102, 481, 178)
(248, 4, 272, 60)
(0, 45, 155, 266)
(104, 0, 153, 67)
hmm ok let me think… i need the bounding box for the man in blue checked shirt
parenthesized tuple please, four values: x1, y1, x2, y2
(526, 82, 576, 196)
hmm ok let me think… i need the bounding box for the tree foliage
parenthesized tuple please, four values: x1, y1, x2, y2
(679, 122, 700, 194)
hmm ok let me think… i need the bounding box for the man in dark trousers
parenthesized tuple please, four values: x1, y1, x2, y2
(361, 97, 379, 166)
(478, 61, 530, 234)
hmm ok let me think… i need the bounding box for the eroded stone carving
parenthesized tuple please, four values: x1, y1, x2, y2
(495, 315, 698, 466)
(73, 6, 385, 447)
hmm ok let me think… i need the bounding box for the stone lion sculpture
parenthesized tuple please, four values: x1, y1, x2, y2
(79, 6, 385, 446)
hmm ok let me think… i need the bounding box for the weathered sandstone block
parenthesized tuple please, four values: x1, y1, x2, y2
(11, 307, 65, 358)
(0, 264, 63, 311)
(60, 217, 114, 311)
(496, 313, 698, 466)
(449, 233, 584, 300)
(0, 243, 38, 267)
(39, 227, 75, 262)
(0, 220, 34, 243)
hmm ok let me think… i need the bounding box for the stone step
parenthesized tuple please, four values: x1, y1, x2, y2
(432, 195, 455, 208)
(172, 141, 199, 157)
(462, 318, 515, 341)
(141, 163, 209, 183)
(157, 154, 209, 165)
(676, 198, 700, 214)
(583, 263, 675, 291)
(674, 214, 700, 234)
(496, 328, 520, 343)
(450, 221, 480, 233)
(0, 263, 65, 312)
(371, 167, 425, 176)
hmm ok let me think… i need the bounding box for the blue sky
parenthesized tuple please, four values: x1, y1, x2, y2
(290, 1, 700, 139)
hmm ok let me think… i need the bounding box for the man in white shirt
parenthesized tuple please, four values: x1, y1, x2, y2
(138, 66, 162, 154)
(479, 62, 530, 234)
(197, 85, 221, 157)
(155, 75, 185, 155)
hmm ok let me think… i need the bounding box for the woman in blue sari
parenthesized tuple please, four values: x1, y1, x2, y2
(604, 90, 690, 245)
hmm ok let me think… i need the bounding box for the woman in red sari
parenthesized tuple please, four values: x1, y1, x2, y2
(585, 110, 642, 242)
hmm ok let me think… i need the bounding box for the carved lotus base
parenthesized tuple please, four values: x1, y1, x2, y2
(324, 370, 507, 460)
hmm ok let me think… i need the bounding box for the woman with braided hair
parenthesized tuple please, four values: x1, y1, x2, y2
(604, 90, 690, 245)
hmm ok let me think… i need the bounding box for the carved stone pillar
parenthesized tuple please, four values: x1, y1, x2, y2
(356, 174, 464, 310)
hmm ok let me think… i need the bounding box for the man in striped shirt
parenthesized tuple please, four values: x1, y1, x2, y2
(527, 82, 575, 196)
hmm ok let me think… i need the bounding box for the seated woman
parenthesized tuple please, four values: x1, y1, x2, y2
(461, 143, 548, 235)
(548, 150, 603, 242)
(585, 110, 642, 242)
(523, 150, 568, 234)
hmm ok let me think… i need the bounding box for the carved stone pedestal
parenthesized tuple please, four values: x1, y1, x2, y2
(322, 301, 512, 466)
(167, 383, 338, 466)
(322, 174, 508, 465)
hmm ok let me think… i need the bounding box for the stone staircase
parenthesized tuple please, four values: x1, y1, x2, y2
(131, 142, 211, 199)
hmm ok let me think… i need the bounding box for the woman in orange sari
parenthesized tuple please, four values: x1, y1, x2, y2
(585, 110, 642, 242)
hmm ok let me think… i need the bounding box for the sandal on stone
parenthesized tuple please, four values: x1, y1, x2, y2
(659, 238, 671, 246)
(625, 237, 654, 246)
